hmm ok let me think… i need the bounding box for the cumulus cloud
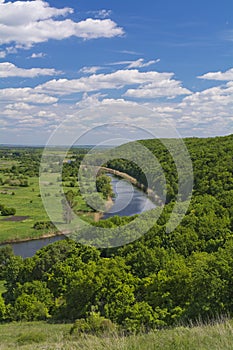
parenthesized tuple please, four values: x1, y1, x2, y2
(170, 81, 233, 136)
(0, 62, 61, 78)
(6, 102, 33, 110)
(124, 80, 191, 99)
(35, 69, 190, 99)
(0, 0, 72, 25)
(198, 67, 233, 81)
(0, 0, 124, 48)
(180, 82, 233, 110)
(0, 87, 58, 104)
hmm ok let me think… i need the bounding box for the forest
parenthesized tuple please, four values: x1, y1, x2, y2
(0, 134, 233, 334)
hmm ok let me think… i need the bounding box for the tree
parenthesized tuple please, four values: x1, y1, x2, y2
(96, 174, 113, 199)
(61, 190, 77, 224)
(0, 245, 14, 279)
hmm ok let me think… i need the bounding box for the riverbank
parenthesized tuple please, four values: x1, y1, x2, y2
(100, 167, 163, 205)
(0, 168, 155, 246)
(0, 230, 66, 246)
(94, 195, 114, 221)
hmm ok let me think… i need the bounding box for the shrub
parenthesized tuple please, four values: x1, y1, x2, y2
(33, 221, 55, 230)
(0, 295, 6, 321)
(70, 311, 117, 335)
(12, 294, 50, 321)
(1, 207, 16, 216)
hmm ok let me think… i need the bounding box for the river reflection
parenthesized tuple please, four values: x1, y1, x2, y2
(102, 174, 156, 219)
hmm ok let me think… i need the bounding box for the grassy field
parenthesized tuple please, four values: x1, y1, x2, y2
(0, 175, 95, 244)
(0, 177, 50, 243)
(0, 320, 233, 350)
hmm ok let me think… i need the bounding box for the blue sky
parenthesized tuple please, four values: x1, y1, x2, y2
(0, 0, 233, 145)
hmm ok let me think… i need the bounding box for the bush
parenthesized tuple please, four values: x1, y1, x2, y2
(70, 311, 117, 335)
(1, 207, 16, 216)
(0, 295, 6, 321)
(33, 221, 55, 230)
(11, 293, 50, 321)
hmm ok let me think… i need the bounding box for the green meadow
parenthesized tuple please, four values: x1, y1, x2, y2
(0, 174, 95, 244)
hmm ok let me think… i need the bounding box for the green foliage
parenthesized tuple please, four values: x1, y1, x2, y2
(96, 174, 113, 199)
(10, 293, 49, 321)
(33, 221, 55, 230)
(2, 135, 233, 332)
(61, 190, 77, 224)
(0, 295, 6, 321)
(1, 206, 16, 216)
(70, 310, 117, 335)
(0, 245, 14, 279)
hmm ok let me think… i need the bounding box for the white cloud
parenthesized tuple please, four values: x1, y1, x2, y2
(180, 82, 233, 110)
(31, 52, 46, 59)
(36, 69, 189, 100)
(6, 46, 17, 54)
(0, 87, 58, 104)
(0, 51, 6, 58)
(0, 1, 124, 48)
(0, 62, 61, 78)
(127, 58, 160, 69)
(6, 102, 33, 110)
(110, 58, 160, 69)
(79, 66, 103, 74)
(88, 9, 112, 19)
(198, 67, 233, 81)
(171, 81, 233, 135)
(125, 80, 191, 99)
(76, 93, 106, 108)
(0, 0, 72, 26)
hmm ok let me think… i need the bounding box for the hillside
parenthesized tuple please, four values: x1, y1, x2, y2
(1, 134, 233, 337)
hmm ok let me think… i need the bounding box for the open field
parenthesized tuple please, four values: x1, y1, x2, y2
(0, 175, 95, 244)
(0, 320, 233, 350)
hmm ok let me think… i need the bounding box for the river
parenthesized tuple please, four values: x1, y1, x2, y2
(102, 174, 155, 218)
(2, 174, 155, 258)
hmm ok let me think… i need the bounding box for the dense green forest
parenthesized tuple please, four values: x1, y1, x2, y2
(1, 134, 233, 333)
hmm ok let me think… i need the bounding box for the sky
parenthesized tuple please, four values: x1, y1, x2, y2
(0, 0, 233, 145)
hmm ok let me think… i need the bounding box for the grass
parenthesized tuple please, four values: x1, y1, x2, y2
(0, 176, 96, 244)
(0, 177, 50, 243)
(0, 159, 19, 170)
(0, 320, 233, 349)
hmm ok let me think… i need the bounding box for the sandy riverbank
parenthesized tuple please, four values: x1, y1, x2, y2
(100, 167, 163, 205)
